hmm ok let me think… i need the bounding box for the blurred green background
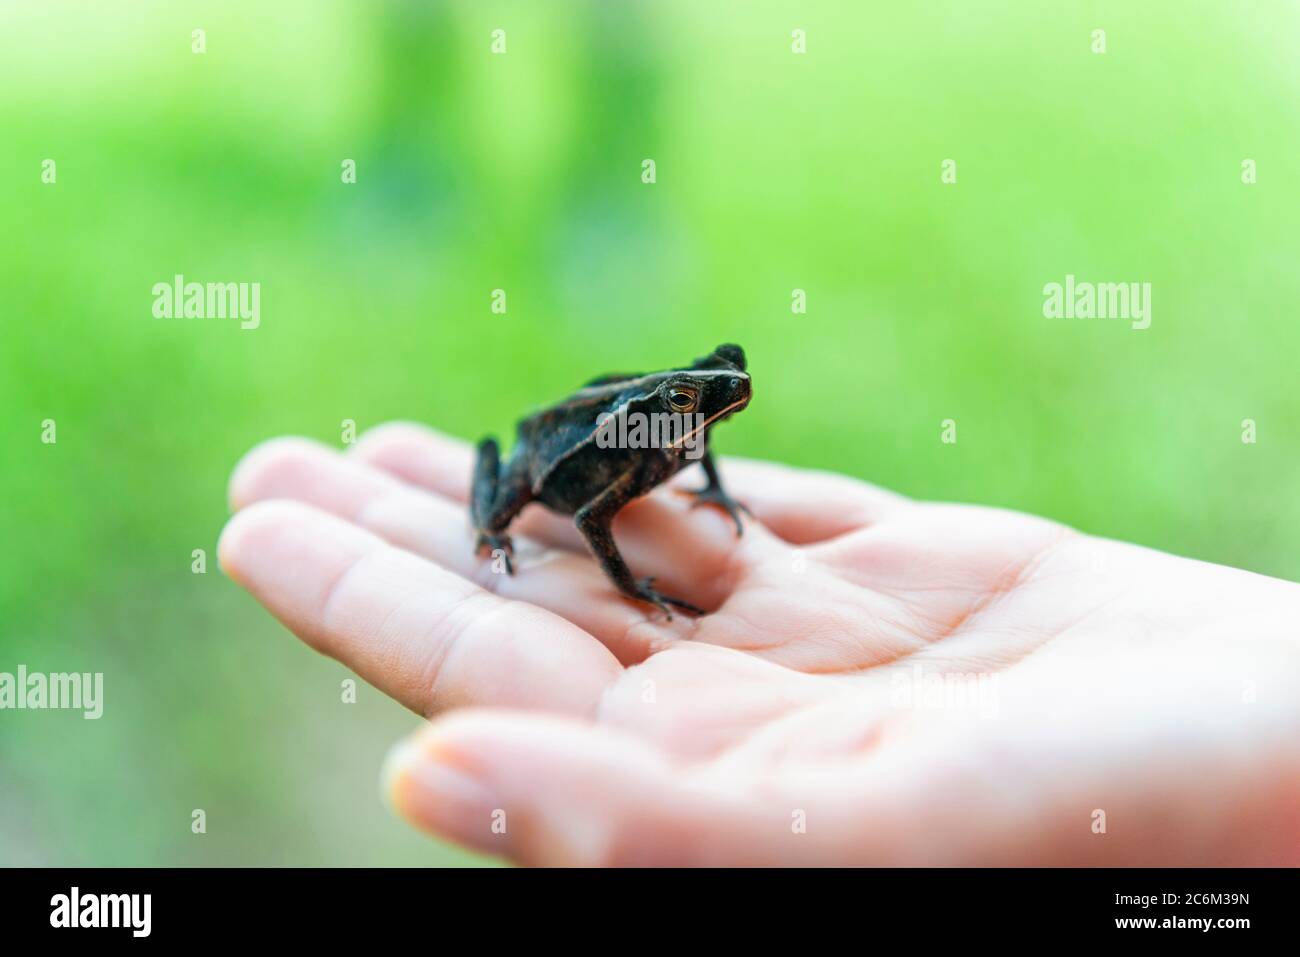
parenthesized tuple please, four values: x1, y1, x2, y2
(2, 0, 1298, 865)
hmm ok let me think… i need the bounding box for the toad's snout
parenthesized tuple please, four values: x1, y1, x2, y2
(727, 373, 752, 409)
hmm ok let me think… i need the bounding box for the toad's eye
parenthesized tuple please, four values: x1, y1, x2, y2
(668, 388, 698, 412)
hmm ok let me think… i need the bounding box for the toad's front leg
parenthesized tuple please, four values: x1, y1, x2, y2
(574, 467, 703, 619)
(685, 448, 751, 536)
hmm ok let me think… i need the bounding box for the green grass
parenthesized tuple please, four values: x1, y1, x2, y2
(2, 0, 1298, 864)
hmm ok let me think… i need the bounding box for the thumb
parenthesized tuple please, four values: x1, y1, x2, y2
(382, 710, 772, 866)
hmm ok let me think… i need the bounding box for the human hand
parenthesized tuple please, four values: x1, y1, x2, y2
(219, 423, 1300, 865)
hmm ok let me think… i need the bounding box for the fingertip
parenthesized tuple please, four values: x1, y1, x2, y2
(379, 735, 423, 818)
(228, 436, 329, 511)
(216, 498, 377, 615)
(216, 498, 280, 582)
(217, 499, 303, 579)
(381, 720, 508, 856)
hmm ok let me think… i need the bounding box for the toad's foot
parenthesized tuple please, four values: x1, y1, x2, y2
(686, 486, 751, 536)
(630, 576, 704, 620)
(474, 531, 515, 575)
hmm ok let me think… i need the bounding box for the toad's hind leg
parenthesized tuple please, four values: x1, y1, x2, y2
(471, 437, 533, 574)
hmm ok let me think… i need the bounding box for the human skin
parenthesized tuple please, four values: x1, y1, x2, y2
(218, 423, 1300, 866)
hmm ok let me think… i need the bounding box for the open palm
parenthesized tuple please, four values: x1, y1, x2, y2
(219, 423, 1300, 865)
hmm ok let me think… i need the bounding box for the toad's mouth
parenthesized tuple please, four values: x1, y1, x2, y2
(669, 396, 750, 449)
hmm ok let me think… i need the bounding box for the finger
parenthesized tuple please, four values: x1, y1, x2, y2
(383, 710, 779, 866)
(229, 438, 731, 660)
(242, 435, 787, 619)
(670, 457, 908, 544)
(217, 499, 621, 715)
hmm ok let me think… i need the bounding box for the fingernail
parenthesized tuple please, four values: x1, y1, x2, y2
(382, 739, 506, 856)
